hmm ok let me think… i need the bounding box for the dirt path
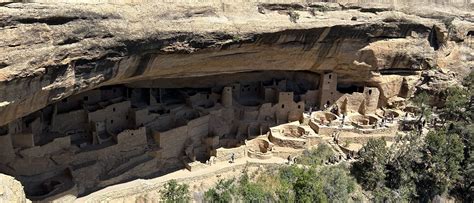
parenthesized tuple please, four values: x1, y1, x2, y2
(75, 156, 287, 202)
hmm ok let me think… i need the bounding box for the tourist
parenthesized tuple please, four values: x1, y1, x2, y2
(331, 105, 339, 115)
(230, 153, 235, 163)
(287, 155, 292, 165)
(417, 123, 423, 135)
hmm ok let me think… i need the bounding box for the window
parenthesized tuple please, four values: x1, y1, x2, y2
(126, 116, 129, 120)
(131, 133, 134, 136)
(282, 104, 285, 109)
(298, 105, 301, 109)
(113, 107, 116, 112)
(329, 74, 332, 79)
(326, 101, 330, 105)
(368, 90, 372, 95)
(83, 96, 88, 101)
(110, 120, 114, 124)
(207, 95, 210, 99)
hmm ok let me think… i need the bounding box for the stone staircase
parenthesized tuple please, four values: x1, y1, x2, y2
(326, 131, 348, 163)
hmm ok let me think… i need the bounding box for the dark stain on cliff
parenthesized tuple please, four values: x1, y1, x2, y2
(72, 52, 122, 82)
(429, 25, 440, 50)
(17, 16, 81, 25)
(260, 3, 306, 11)
(0, 62, 8, 69)
(44, 64, 69, 83)
(132, 54, 154, 77)
(256, 23, 431, 51)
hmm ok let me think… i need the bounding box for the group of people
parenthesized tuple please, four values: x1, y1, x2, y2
(287, 155, 297, 165)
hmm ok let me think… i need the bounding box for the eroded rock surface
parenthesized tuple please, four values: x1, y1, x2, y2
(0, 1, 472, 126)
(0, 173, 30, 203)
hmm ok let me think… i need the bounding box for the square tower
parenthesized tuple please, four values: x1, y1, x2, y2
(319, 72, 338, 108)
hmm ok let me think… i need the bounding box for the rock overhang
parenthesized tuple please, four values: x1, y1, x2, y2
(0, 1, 472, 126)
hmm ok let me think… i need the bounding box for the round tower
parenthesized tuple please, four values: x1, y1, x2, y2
(222, 86, 233, 108)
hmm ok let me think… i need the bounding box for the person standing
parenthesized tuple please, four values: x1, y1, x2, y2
(230, 153, 235, 163)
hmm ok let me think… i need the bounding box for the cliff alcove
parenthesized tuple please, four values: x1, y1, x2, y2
(0, 0, 472, 201)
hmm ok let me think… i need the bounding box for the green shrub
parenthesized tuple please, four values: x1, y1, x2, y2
(159, 180, 190, 203)
(238, 173, 274, 202)
(298, 143, 335, 166)
(320, 165, 356, 202)
(279, 166, 328, 202)
(204, 179, 236, 203)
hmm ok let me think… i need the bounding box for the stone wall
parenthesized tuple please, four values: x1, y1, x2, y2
(212, 145, 246, 162)
(115, 127, 147, 147)
(335, 87, 380, 114)
(153, 115, 210, 160)
(154, 126, 188, 159)
(88, 100, 131, 134)
(11, 133, 35, 148)
(0, 134, 15, 163)
(18, 136, 70, 159)
(275, 92, 304, 124)
(51, 109, 87, 134)
(56, 90, 100, 113)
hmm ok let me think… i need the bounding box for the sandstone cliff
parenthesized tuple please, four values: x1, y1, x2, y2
(0, 1, 472, 126)
(0, 173, 30, 203)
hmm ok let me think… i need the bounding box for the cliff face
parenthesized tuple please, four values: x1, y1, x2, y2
(0, 1, 473, 126)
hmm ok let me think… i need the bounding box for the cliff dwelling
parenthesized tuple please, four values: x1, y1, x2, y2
(0, 0, 472, 201)
(0, 70, 407, 199)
